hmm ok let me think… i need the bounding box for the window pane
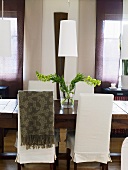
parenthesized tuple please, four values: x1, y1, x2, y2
(104, 20, 120, 39)
(0, 18, 17, 79)
(103, 20, 121, 83)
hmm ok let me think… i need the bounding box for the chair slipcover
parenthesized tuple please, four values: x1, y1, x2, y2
(68, 82, 94, 132)
(66, 93, 113, 164)
(74, 82, 94, 100)
(16, 91, 56, 164)
(121, 137, 128, 170)
(28, 80, 57, 99)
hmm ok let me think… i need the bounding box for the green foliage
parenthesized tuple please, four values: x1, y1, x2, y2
(122, 60, 128, 75)
(36, 71, 101, 105)
(36, 71, 101, 95)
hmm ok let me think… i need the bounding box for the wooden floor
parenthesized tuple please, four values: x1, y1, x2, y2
(0, 129, 123, 170)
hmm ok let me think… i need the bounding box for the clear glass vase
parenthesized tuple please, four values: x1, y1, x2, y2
(60, 91, 74, 108)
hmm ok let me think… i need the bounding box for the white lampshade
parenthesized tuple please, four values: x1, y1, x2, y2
(58, 20, 78, 57)
(0, 20, 11, 57)
(121, 25, 128, 59)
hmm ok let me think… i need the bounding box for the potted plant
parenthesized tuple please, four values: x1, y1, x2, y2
(36, 71, 101, 108)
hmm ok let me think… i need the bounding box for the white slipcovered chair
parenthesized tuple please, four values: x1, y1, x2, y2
(28, 80, 60, 165)
(121, 137, 128, 170)
(74, 82, 94, 100)
(28, 80, 57, 99)
(15, 81, 58, 147)
(66, 93, 114, 170)
(67, 82, 94, 133)
(16, 91, 56, 170)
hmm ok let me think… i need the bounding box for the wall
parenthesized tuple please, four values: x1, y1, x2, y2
(42, 0, 95, 80)
(78, 0, 96, 77)
(42, 0, 79, 83)
(23, 0, 43, 89)
(23, 0, 96, 89)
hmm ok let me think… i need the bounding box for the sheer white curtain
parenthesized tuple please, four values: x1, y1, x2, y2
(23, 0, 43, 89)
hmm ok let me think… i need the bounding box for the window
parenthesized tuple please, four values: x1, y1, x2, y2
(0, 18, 17, 79)
(0, 0, 24, 98)
(103, 20, 121, 86)
(95, 0, 123, 92)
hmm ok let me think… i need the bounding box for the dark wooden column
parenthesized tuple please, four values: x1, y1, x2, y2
(54, 12, 68, 99)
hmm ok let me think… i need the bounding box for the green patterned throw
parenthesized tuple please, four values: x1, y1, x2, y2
(18, 91, 54, 149)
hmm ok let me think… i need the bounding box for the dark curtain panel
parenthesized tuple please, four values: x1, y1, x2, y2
(0, 0, 25, 98)
(17, 0, 25, 96)
(95, 0, 123, 92)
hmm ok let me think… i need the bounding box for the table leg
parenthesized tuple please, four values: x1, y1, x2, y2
(0, 128, 16, 159)
(0, 128, 4, 153)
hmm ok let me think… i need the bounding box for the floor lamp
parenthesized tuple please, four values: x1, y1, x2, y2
(58, 20, 78, 107)
(58, 20, 78, 82)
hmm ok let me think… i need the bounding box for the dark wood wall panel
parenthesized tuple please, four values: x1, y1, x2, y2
(0, 0, 17, 11)
(54, 12, 68, 99)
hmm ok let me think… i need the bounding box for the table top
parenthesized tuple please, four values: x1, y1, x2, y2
(0, 99, 128, 117)
(0, 99, 18, 116)
(0, 99, 128, 130)
(0, 99, 77, 115)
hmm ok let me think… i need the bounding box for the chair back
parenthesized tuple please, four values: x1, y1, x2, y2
(17, 91, 56, 164)
(121, 137, 128, 170)
(74, 93, 114, 163)
(74, 82, 94, 100)
(28, 80, 56, 99)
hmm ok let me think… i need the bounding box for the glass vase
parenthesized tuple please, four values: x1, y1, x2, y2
(60, 91, 74, 108)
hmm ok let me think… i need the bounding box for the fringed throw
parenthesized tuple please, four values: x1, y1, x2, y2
(18, 91, 54, 149)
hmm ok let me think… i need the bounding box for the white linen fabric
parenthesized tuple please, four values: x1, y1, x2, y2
(121, 137, 128, 170)
(68, 82, 94, 133)
(66, 93, 114, 164)
(28, 80, 57, 99)
(74, 82, 94, 100)
(17, 125, 56, 164)
(16, 91, 56, 164)
(28, 80, 54, 91)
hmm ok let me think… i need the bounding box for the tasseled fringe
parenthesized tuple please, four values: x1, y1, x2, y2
(21, 135, 54, 150)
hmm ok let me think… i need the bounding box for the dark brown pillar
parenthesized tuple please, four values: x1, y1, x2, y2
(54, 12, 68, 99)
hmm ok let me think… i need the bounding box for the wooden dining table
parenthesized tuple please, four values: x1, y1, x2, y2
(0, 99, 128, 160)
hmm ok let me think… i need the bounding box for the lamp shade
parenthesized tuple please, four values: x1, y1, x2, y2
(121, 25, 128, 59)
(58, 20, 78, 57)
(0, 20, 11, 57)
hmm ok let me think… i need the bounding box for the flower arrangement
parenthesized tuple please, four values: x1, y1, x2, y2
(36, 71, 101, 107)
